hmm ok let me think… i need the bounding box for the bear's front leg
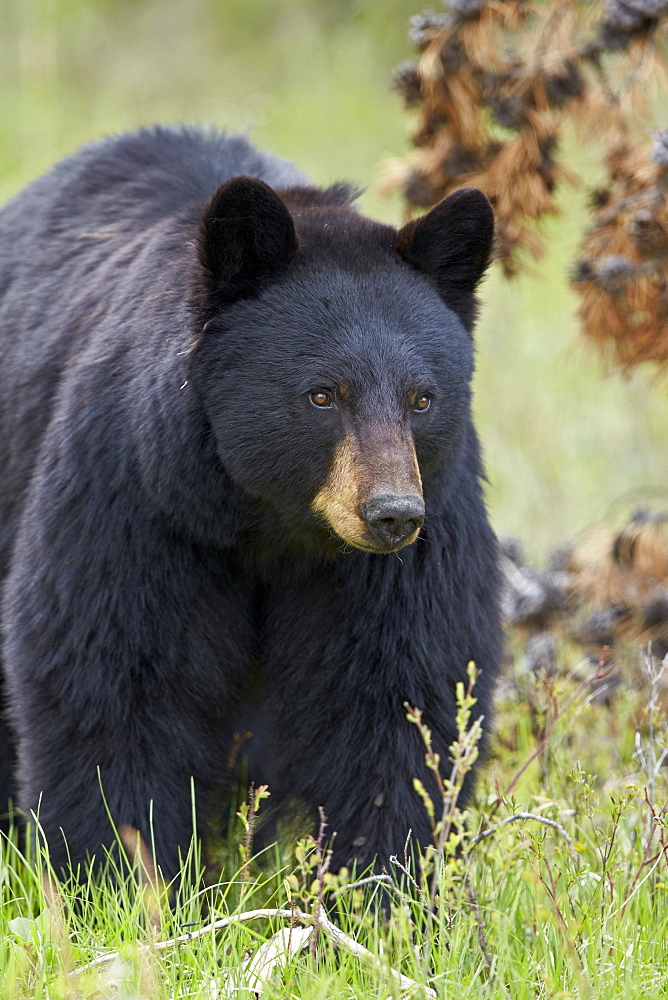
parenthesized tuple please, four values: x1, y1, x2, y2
(10, 692, 214, 881)
(255, 550, 495, 878)
(2, 487, 255, 882)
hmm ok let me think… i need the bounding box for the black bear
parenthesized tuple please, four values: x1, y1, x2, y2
(0, 125, 502, 881)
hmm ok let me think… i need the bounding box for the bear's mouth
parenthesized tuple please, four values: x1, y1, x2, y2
(344, 529, 422, 555)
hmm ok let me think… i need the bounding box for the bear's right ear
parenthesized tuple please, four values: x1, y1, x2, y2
(197, 177, 298, 314)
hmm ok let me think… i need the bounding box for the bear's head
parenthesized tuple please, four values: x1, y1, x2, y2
(192, 177, 494, 557)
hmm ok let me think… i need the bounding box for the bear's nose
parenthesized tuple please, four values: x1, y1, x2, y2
(362, 494, 425, 548)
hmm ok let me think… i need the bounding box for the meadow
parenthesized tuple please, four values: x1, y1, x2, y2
(1, 1, 667, 996)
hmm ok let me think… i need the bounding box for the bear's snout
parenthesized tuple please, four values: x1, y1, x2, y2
(311, 427, 424, 552)
(362, 493, 425, 549)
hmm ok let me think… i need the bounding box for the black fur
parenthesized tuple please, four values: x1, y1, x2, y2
(0, 125, 502, 879)
(198, 177, 299, 314)
(396, 186, 495, 331)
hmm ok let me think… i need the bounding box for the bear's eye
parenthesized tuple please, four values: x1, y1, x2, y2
(309, 391, 334, 409)
(414, 395, 431, 412)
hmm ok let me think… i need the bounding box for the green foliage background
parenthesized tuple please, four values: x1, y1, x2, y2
(1, 0, 667, 555)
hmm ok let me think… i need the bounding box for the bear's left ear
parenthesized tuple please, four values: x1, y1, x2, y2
(395, 187, 495, 331)
(197, 176, 298, 314)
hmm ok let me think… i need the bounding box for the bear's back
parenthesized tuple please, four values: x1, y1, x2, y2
(0, 126, 309, 238)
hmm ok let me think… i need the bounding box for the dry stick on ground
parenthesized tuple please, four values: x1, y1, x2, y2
(314, 905, 437, 999)
(73, 904, 437, 998)
(73, 908, 298, 975)
(226, 924, 313, 997)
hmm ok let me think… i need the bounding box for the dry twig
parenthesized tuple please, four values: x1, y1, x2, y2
(73, 903, 437, 998)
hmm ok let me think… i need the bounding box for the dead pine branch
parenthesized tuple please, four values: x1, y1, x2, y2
(389, 0, 668, 371)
